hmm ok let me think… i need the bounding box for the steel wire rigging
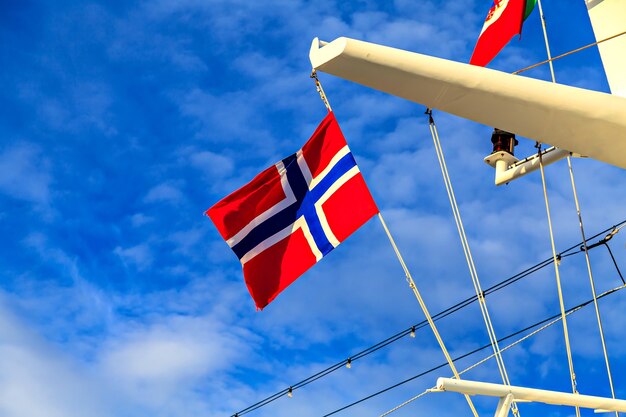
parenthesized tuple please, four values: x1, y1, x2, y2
(230, 220, 626, 417)
(534, 3, 618, 415)
(325, 285, 626, 417)
(427, 107, 518, 416)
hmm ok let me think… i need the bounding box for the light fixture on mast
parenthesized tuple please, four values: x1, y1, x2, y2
(490, 128, 518, 156)
(484, 129, 520, 182)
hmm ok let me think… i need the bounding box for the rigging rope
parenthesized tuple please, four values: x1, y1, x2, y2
(567, 157, 619, 415)
(536, 3, 617, 415)
(323, 285, 625, 417)
(513, 30, 626, 75)
(232, 73, 626, 417)
(378, 285, 625, 417)
(586, 225, 626, 285)
(378, 389, 431, 417)
(308, 71, 481, 416)
(426, 109, 518, 415)
(230, 216, 626, 416)
(377, 213, 479, 417)
(537, 142, 580, 417)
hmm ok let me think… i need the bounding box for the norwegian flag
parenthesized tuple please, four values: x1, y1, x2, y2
(207, 112, 379, 310)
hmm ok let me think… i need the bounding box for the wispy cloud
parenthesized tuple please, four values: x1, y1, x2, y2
(2, 1, 624, 416)
(0, 143, 51, 206)
(144, 182, 185, 205)
(114, 243, 154, 271)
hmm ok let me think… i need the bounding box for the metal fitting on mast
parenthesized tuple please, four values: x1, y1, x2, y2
(484, 128, 520, 183)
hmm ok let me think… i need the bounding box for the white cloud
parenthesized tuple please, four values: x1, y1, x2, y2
(101, 316, 249, 383)
(175, 89, 277, 151)
(4, 2, 626, 417)
(114, 243, 153, 271)
(0, 143, 51, 205)
(168, 226, 206, 257)
(131, 213, 154, 227)
(188, 149, 234, 178)
(144, 182, 185, 205)
(0, 297, 111, 417)
(0, 258, 271, 415)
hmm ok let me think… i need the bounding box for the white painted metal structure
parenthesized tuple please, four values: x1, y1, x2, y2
(307, 29, 626, 416)
(587, 0, 626, 97)
(309, 37, 626, 171)
(484, 146, 572, 186)
(436, 378, 626, 415)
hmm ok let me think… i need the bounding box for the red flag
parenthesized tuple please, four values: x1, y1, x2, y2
(207, 113, 379, 310)
(470, 0, 526, 67)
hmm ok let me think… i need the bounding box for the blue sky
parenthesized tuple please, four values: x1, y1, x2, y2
(2, 1, 626, 416)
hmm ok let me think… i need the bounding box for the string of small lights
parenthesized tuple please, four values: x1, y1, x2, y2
(321, 285, 625, 417)
(232, 220, 626, 417)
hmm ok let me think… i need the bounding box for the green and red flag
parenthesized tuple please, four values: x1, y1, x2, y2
(470, 0, 537, 67)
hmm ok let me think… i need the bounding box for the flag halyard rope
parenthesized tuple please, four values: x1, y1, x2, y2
(426, 109, 518, 416)
(310, 70, 332, 112)
(234, 70, 626, 417)
(309, 73, 478, 416)
(377, 213, 480, 417)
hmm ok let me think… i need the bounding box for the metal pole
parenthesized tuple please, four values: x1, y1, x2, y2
(436, 378, 626, 412)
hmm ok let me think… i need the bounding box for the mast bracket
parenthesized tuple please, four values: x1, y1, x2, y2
(484, 146, 574, 186)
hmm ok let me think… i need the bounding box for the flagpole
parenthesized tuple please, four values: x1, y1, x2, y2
(377, 212, 479, 417)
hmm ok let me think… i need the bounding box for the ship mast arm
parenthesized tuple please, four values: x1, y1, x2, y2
(309, 37, 626, 170)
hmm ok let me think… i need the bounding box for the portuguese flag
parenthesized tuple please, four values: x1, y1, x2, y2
(470, 0, 537, 67)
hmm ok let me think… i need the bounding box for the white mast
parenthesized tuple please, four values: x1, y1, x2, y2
(586, 0, 626, 97)
(309, 37, 626, 170)
(435, 378, 626, 414)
